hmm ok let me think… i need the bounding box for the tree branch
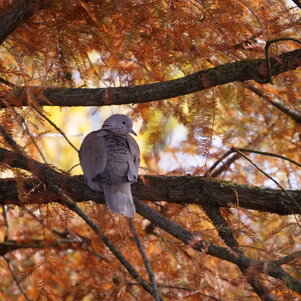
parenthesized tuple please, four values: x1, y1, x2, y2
(129, 220, 161, 301)
(134, 200, 301, 295)
(3, 255, 32, 301)
(0, 239, 79, 256)
(51, 185, 161, 300)
(0, 0, 49, 45)
(243, 82, 301, 123)
(1, 48, 300, 108)
(0, 150, 301, 215)
(201, 203, 275, 300)
(0, 146, 300, 295)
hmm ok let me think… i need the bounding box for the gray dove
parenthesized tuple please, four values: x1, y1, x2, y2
(79, 114, 140, 218)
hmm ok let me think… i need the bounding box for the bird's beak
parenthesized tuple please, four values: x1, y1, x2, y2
(130, 129, 137, 136)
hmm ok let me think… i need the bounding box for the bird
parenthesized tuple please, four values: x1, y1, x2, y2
(79, 114, 140, 218)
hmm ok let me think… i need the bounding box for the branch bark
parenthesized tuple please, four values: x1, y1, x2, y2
(201, 203, 274, 300)
(0, 146, 300, 296)
(134, 200, 301, 295)
(1, 48, 300, 108)
(0, 0, 49, 45)
(0, 172, 301, 215)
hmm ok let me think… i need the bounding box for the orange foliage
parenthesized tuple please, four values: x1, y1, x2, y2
(0, 0, 300, 300)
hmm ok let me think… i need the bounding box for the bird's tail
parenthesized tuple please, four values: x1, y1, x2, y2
(103, 183, 136, 218)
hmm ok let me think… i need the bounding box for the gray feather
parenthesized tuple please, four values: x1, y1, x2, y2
(103, 183, 135, 218)
(79, 114, 140, 218)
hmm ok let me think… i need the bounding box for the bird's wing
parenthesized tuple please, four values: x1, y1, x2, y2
(79, 129, 109, 190)
(126, 134, 140, 182)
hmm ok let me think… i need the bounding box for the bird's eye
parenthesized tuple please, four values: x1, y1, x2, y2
(122, 121, 126, 125)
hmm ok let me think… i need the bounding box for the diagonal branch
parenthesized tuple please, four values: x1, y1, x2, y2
(201, 202, 274, 300)
(129, 220, 161, 301)
(3, 255, 32, 301)
(51, 185, 162, 300)
(0, 0, 50, 45)
(134, 200, 301, 295)
(1, 48, 301, 108)
(243, 82, 301, 123)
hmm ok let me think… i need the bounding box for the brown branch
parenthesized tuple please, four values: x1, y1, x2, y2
(0, 146, 300, 295)
(291, 0, 301, 9)
(243, 82, 301, 123)
(0, 48, 301, 108)
(0, 124, 23, 153)
(206, 125, 274, 178)
(0, 239, 79, 256)
(51, 185, 161, 300)
(0, 77, 15, 88)
(129, 220, 161, 301)
(134, 200, 301, 295)
(0, 0, 50, 45)
(201, 202, 274, 300)
(237, 148, 301, 169)
(232, 147, 301, 214)
(0, 156, 301, 215)
(34, 107, 79, 153)
(264, 38, 301, 84)
(272, 250, 301, 266)
(3, 255, 32, 301)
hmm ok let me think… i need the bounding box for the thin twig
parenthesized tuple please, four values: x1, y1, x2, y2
(271, 250, 301, 265)
(129, 219, 161, 301)
(0, 123, 23, 153)
(206, 143, 301, 178)
(0, 239, 80, 255)
(205, 149, 234, 177)
(206, 125, 273, 177)
(243, 82, 301, 123)
(0, 77, 15, 88)
(3, 255, 32, 301)
(232, 148, 301, 214)
(265, 38, 301, 84)
(237, 148, 301, 169)
(34, 108, 79, 153)
(128, 281, 221, 300)
(24, 208, 109, 262)
(12, 107, 48, 163)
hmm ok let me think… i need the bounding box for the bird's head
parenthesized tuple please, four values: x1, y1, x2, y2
(102, 114, 137, 136)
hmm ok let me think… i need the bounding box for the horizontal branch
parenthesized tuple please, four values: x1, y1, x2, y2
(0, 169, 300, 215)
(1, 146, 301, 295)
(1, 48, 301, 108)
(0, 239, 78, 256)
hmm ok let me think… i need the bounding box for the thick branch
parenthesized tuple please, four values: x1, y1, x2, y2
(134, 200, 301, 295)
(201, 203, 274, 300)
(0, 147, 300, 295)
(0, 165, 301, 215)
(1, 49, 300, 108)
(291, 0, 301, 9)
(0, 0, 48, 45)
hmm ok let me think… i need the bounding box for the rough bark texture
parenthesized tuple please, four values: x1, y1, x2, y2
(1, 48, 300, 108)
(0, 147, 300, 215)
